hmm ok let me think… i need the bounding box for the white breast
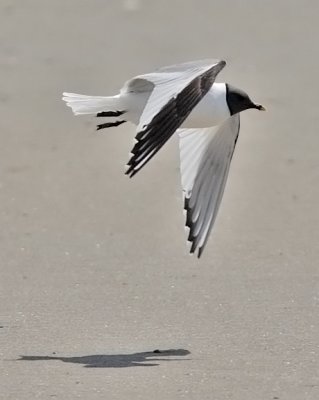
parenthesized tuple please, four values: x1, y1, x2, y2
(181, 82, 230, 128)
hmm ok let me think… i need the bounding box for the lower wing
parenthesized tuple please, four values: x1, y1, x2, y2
(178, 114, 240, 258)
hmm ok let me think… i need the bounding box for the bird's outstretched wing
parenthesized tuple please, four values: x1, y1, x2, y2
(178, 114, 240, 258)
(124, 59, 226, 177)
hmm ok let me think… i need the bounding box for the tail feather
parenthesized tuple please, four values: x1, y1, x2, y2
(62, 92, 123, 116)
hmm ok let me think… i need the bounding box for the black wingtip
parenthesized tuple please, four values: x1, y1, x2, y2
(190, 241, 197, 254)
(125, 166, 137, 178)
(188, 242, 202, 259)
(184, 197, 193, 230)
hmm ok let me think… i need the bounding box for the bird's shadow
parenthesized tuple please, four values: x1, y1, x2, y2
(18, 349, 190, 368)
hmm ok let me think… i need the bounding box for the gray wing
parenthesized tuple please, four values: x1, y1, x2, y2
(178, 114, 240, 258)
(124, 59, 226, 177)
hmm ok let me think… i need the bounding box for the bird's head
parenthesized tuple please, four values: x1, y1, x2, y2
(225, 83, 265, 115)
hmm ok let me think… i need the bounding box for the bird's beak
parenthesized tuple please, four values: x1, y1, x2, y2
(254, 104, 266, 111)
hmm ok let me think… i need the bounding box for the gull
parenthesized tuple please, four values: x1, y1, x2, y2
(62, 59, 265, 257)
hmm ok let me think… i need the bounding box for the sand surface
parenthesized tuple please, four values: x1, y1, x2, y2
(1, 1, 319, 399)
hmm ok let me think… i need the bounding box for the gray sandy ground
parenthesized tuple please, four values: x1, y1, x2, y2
(1, 1, 319, 399)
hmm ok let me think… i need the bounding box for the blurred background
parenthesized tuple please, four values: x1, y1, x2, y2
(1, 1, 319, 399)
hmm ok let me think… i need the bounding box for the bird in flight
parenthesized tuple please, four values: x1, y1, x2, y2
(63, 59, 265, 258)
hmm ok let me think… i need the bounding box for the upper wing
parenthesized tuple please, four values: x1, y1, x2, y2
(124, 59, 226, 177)
(178, 114, 240, 258)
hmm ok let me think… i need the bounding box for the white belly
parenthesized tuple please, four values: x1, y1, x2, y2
(181, 82, 230, 128)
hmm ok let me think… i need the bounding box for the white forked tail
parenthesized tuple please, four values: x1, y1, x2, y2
(62, 92, 122, 115)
